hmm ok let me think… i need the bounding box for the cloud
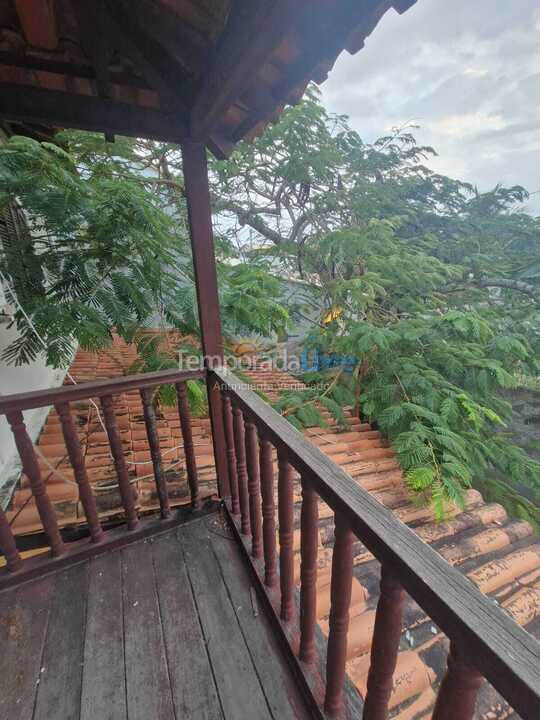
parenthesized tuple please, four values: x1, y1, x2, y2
(320, 0, 540, 213)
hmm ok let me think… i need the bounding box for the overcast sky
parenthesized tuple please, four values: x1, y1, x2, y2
(321, 0, 540, 214)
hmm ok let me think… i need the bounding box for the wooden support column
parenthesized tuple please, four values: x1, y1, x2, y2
(181, 140, 230, 499)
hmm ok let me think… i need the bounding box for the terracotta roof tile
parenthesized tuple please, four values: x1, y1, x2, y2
(5, 336, 539, 718)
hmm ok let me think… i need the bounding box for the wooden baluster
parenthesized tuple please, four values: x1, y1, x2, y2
(299, 475, 319, 664)
(176, 382, 200, 509)
(140, 388, 170, 519)
(363, 566, 406, 720)
(56, 401, 104, 543)
(222, 395, 240, 514)
(278, 452, 294, 621)
(233, 407, 250, 535)
(245, 421, 263, 559)
(324, 513, 354, 716)
(259, 437, 277, 587)
(0, 507, 22, 572)
(101, 395, 138, 530)
(432, 642, 483, 720)
(6, 410, 65, 556)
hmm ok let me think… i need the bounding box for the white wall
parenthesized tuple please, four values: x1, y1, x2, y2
(0, 320, 69, 503)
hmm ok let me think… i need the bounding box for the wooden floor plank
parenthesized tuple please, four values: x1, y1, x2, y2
(122, 540, 175, 720)
(152, 532, 223, 720)
(0, 575, 56, 720)
(180, 520, 273, 720)
(209, 522, 312, 720)
(33, 562, 89, 720)
(81, 552, 127, 720)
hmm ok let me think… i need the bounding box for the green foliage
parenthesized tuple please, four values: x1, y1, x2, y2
(213, 87, 540, 526)
(0, 133, 290, 369)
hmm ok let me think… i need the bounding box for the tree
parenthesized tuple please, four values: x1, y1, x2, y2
(210, 87, 540, 526)
(0, 133, 289, 371)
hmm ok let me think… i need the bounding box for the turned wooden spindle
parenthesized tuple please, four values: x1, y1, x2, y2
(324, 514, 354, 716)
(432, 641, 484, 720)
(140, 388, 170, 518)
(233, 407, 250, 535)
(363, 565, 406, 720)
(0, 507, 22, 572)
(299, 475, 319, 664)
(100, 395, 138, 530)
(56, 401, 104, 543)
(6, 409, 65, 556)
(176, 382, 200, 509)
(245, 420, 263, 558)
(222, 394, 240, 514)
(259, 437, 277, 587)
(278, 452, 294, 621)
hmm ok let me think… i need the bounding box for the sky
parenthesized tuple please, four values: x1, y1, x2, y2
(321, 0, 540, 214)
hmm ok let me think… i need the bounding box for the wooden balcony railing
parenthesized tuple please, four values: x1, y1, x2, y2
(0, 368, 204, 569)
(211, 366, 540, 720)
(1, 365, 539, 718)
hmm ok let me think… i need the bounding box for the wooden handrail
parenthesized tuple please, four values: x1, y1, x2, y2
(211, 366, 540, 719)
(0, 370, 206, 572)
(0, 368, 205, 414)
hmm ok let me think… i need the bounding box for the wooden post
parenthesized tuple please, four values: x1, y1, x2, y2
(6, 410, 65, 556)
(233, 407, 250, 535)
(278, 451, 294, 621)
(176, 382, 200, 509)
(245, 420, 263, 558)
(222, 394, 240, 514)
(0, 507, 22, 572)
(299, 475, 318, 664)
(181, 140, 229, 499)
(363, 566, 405, 720)
(101, 395, 138, 530)
(140, 388, 170, 518)
(259, 437, 277, 587)
(56, 401, 104, 543)
(432, 642, 483, 720)
(325, 513, 354, 716)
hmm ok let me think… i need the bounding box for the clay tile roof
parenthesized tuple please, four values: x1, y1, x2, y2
(5, 335, 539, 718)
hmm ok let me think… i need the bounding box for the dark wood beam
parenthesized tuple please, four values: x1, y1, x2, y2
(233, 0, 417, 142)
(190, 0, 292, 141)
(104, 0, 192, 113)
(113, 0, 206, 77)
(0, 83, 187, 142)
(0, 52, 151, 90)
(15, 0, 58, 50)
(71, 0, 111, 101)
(181, 141, 230, 498)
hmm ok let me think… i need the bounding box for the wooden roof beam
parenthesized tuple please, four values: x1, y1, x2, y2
(190, 0, 293, 142)
(0, 82, 187, 142)
(72, 0, 111, 101)
(15, 0, 58, 50)
(104, 0, 192, 115)
(233, 0, 416, 142)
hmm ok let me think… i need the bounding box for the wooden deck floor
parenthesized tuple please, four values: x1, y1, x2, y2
(0, 512, 312, 720)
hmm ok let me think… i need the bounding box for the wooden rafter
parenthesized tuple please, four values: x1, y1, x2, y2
(15, 0, 57, 50)
(114, 0, 206, 75)
(104, 0, 192, 113)
(71, 0, 111, 101)
(0, 83, 187, 142)
(190, 0, 293, 141)
(233, 0, 414, 142)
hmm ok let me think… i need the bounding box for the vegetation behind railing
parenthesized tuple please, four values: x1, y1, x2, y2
(213, 366, 540, 720)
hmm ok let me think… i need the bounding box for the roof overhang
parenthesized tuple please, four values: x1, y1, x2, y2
(0, 0, 417, 156)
